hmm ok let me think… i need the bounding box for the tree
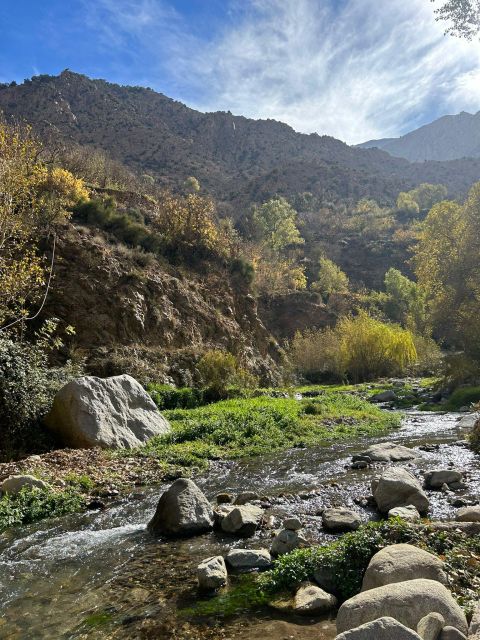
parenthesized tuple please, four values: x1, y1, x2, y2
(396, 192, 420, 216)
(0, 121, 88, 326)
(383, 268, 428, 334)
(313, 256, 349, 299)
(252, 197, 304, 251)
(184, 176, 200, 193)
(432, 0, 480, 38)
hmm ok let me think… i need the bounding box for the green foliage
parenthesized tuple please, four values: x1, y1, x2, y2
(441, 386, 480, 410)
(383, 268, 428, 334)
(142, 393, 400, 464)
(197, 350, 258, 392)
(0, 486, 85, 532)
(64, 473, 95, 492)
(229, 258, 255, 286)
(312, 256, 349, 299)
(184, 575, 269, 617)
(252, 197, 304, 252)
(0, 323, 81, 453)
(262, 519, 480, 612)
(396, 191, 420, 215)
(147, 384, 205, 410)
(73, 197, 163, 253)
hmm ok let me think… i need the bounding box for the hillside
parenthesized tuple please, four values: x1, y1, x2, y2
(1, 71, 480, 213)
(359, 111, 480, 162)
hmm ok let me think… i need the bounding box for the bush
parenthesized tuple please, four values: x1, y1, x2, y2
(147, 384, 205, 410)
(0, 486, 85, 532)
(197, 350, 258, 392)
(289, 312, 417, 383)
(0, 323, 82, 456)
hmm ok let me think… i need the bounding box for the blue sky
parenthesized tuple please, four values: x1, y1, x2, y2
(1, 0, 480, 143)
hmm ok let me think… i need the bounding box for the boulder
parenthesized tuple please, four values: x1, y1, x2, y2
(225, 548, 271, 569)
(359, 442, 417, 462)
(424, 470, 463, 489)
(439, 628, 467, 639)
(336, 616, 422, 639)
(417, 612, 445, 640)
(0, 474, 50, 495)
(271, 528, 307, 555)
(336, 579, 468, 635)
(322, 507, 362, 532)
(197, 556, 227, 591)
(148, 478, 214, 536)
(372, 467, 429, 514)
(388, 505, 421, 522)
(45, 375, 170, 449)
(455, 505, 480, 522)
(216, 493, 233, 504)
(234, 491, 260, 505)
(362, 544, 447, 591)
(220, 505, 263, 537)
(469, 601, 480, 637)
(293, 582, 337, 616)
(284, 517, 302, 531)
(370, 390, 397, 403)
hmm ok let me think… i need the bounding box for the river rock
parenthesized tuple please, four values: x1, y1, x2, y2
(388, 505, 421, 521)
(148, 478, 214, 536)
(322, 507, 362, 532)
(362, 544, 447, 591)
(417, 612, 445, 640)
(439, 628, 466, 640)
(424, 470, 463, 489)
(45, 374, 171, 448)
(469, 602, 480, 638)
(456, 414, 479, 429)
(225, 548, 271, 569)
(293, 582, 337, 616)
(336, 579, 468, 635)
(370, 390, 397, 403)
(271, 528, 307, 555)
(455, 505, 480, 522)
(197, 556, 227, 591)
(284, 517, 302, 531)
(336, 616, 422, 639)
(372, 467, 430, 513)
(0, 474, 50, 495)
(359, 442, 418, 462)
(234, 491, 260, 505)
(220, 505, 263, 537)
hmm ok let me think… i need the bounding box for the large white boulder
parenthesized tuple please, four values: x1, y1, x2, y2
(0, 475, 50, 495)
(148, 478, 214, 536)
(336, 579, 468, 635)
(45, 375, 170, 448)
(362, 544, 447, 591)
(372, 467, 429, 514)
(336, 616, 422, 639)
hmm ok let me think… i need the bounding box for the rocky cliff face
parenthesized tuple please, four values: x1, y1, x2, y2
(45, 225, 282, 385)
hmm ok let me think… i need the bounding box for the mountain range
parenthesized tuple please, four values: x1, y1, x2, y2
(1, 71, 480, 213)
(358, 111, 480, 162)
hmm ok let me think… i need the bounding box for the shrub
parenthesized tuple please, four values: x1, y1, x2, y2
(289, 312, 417, 383)
(197, 350, 258, 393)
(147, 384, 205, 410)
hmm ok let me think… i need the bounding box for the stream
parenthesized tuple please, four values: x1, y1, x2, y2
(0, 410, 479, 639)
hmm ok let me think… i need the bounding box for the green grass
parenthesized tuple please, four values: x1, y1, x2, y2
(0, 486, 85, 532)
(138, 393, 401, 468)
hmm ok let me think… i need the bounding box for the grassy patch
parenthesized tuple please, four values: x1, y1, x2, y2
(441, 386, 480, 411)
(263, 519, 480, 615)
(183, 575, 269, 618)
(0, 486, 85, 532)
(139, 393, 400, 467)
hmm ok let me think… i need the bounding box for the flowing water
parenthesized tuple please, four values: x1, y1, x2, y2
(0, 411, 479, 639)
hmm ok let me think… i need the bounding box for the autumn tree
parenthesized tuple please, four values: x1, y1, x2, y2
(383, 268, 428, 334)
(0, 121, 88, 326)
(252, 197, 303, 251)
(312, 256, 349, 299)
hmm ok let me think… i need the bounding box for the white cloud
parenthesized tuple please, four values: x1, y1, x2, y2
(82, 0, 480, 143)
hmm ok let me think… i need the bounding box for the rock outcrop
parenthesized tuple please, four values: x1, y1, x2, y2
(45, 375, 170, 448)
(148, 478, 214, 537)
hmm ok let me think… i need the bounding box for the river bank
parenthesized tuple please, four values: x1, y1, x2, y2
(0, 408, 478, 639)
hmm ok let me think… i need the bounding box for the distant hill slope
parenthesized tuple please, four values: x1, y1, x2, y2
(1, 71, 480, 211)
(358, 111, 480, 162)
